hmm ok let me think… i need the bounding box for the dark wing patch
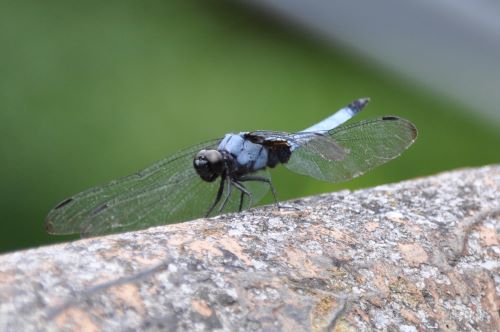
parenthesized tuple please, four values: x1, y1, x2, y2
(244, 131, 293, 165)
(243, 131, 291, 146)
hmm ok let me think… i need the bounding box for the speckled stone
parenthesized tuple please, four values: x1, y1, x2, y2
(1, 165, 499, 332)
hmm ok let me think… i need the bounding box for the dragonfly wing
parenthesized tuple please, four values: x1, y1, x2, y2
(45, 139, 224, 236)
(291, 132, 347, 161)
(46, 137, 271, 237)
(284, 116, 417, 182)
(79, 167, 270, 237)
(79, 165, 213, 237)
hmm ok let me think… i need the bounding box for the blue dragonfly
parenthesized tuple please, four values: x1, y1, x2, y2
(46, 98, 417, 237)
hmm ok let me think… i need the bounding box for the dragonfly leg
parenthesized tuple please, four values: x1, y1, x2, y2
(232, 181, 252, 212)
(238, 190, 245, 211)
(218, 178, 233, 213)
(238, 175, 280, 207)
(205, 176, 226, 217)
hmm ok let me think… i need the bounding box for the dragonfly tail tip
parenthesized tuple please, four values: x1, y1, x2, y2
(349, 97, 370, 113)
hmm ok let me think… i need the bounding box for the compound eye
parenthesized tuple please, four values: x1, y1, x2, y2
(194, 150, 208, 166)
(193, 150, 223, 182)
(204, 150, 223, 164)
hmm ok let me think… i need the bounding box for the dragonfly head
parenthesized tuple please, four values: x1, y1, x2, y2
(193, 149, 224, 182)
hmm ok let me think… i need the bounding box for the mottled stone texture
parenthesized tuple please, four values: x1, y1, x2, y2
(1, 166, 499, 332)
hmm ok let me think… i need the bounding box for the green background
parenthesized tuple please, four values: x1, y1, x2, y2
(1, 0, 499, 253)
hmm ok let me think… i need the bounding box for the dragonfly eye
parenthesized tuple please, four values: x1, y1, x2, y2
(193, 149, 224, 182)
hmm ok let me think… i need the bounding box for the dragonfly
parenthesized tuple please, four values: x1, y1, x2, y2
(46, 98, 417, 237)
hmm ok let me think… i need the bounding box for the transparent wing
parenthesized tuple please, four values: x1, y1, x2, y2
(291, 132, 347, 161)
(284, 116, 417, 182)
(45, 139, 269, 237)
(80, 168, 270, 237)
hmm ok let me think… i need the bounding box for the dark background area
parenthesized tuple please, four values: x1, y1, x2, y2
(1, 0, 499, 253)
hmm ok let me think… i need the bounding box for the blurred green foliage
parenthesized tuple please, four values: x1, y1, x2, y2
(1, 0, 499, 253)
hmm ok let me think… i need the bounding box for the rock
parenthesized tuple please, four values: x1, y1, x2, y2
(1, 165, 499, 331)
